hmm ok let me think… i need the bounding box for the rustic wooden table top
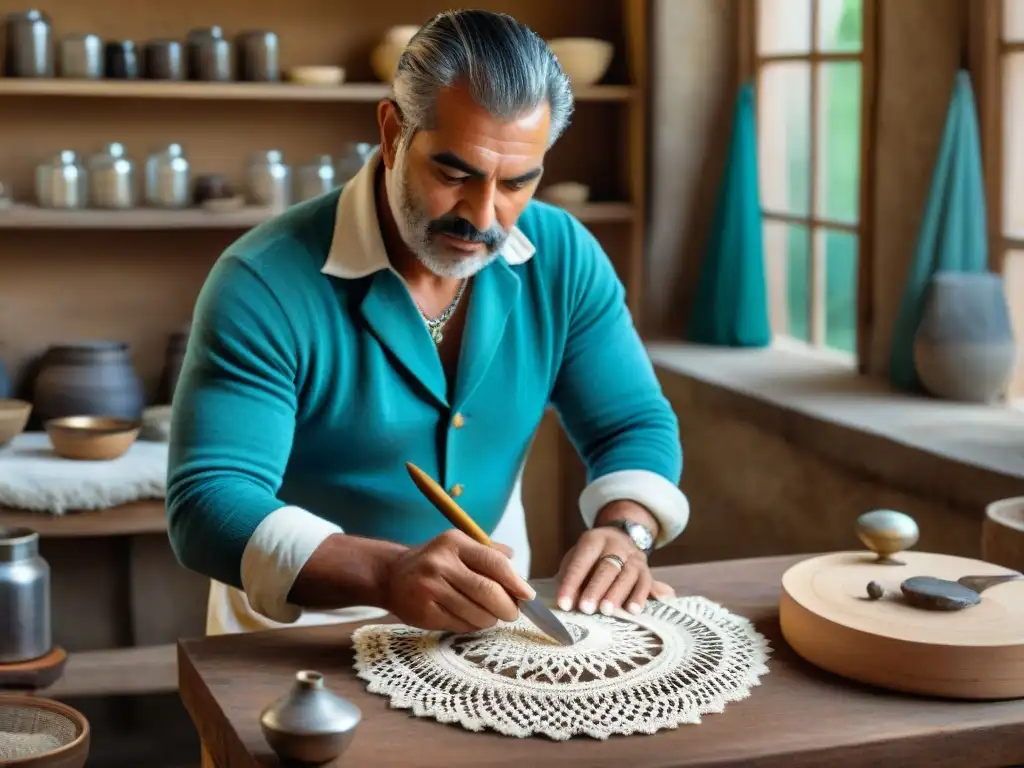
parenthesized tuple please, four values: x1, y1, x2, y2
(178, 554, 1024, 768)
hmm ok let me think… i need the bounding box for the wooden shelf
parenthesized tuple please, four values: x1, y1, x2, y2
(0, 78, 633, 103)
(42, 643, 177, 698)
(0, 499, 167, 538)
(0, 202, 634, 230)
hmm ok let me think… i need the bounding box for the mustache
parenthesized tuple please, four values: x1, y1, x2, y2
(427, 215, 505, 248)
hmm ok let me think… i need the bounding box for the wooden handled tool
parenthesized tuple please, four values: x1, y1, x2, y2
(404, 461, 575, 646)
(405, 462, 491, 545)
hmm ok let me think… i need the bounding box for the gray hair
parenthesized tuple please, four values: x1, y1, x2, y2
(392, 10, 574, 149)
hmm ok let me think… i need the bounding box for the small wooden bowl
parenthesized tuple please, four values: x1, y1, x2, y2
(0, 399, 32, 446)
(0, 694, 90, 767)
(44, 416, 141, 461)
(287, 66, 346, 86)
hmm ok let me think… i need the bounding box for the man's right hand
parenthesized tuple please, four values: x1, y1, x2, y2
(382, 530, 536, 633)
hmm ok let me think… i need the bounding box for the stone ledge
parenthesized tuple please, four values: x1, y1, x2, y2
(648, 341, 1024, 512)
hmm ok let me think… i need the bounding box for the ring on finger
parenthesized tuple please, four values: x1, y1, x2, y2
(600, 553, 626, 571)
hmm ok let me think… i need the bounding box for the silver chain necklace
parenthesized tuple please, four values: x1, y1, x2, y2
(419, 279, 467, 344)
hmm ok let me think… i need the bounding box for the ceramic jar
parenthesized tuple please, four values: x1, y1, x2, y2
(370, 25, 420, 82)
(32, 341, 145, 424)
(912, 271, 1017, 403)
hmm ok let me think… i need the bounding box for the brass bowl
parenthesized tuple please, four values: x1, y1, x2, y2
(0, 399, 32, 446)
(45, 416, 142, 461)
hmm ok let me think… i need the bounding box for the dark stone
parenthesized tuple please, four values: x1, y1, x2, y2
(900, 576, 981, 611)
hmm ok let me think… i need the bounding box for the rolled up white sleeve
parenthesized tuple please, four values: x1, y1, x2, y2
(239, 505, 343, 623)
(578, 470, 690, 548)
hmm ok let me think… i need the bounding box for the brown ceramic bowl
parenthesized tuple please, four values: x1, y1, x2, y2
(0, 694, 90, 767)
(0, 399, 32, 446)
(45, 416, 142, 461)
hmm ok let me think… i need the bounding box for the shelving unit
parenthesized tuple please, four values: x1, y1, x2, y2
(0, 201, 635, 229)
(0, 78, 634, 102)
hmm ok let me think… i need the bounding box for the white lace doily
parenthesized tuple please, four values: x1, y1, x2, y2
(352, 596, 771, 741)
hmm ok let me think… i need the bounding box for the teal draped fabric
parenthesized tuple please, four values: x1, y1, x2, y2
(889, 70, 989, 392)
(687, 81, 771, 347)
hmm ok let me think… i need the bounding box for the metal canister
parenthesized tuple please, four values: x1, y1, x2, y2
(295, 155, 335, 202)
(246, 150, 291, 209)
(143, 39, 184, 80)
(2, 10, 53, 77)
(87, 142, 136, 209)
(187, 26, 232, 81)
(35, 150, 87, 209)
(145, 143, 190, 207)
(236, 30, 279, 81)
(58, 33, 102, 78)
(0, 527, 51, 664)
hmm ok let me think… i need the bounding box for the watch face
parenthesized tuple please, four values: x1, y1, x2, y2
(626, 521, 654, 552)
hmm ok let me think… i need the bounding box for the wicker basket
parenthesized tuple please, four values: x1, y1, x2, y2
(0, 696, 89, 767)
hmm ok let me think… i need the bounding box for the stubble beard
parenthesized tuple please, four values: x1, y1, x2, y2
(389, 148, 505, 280)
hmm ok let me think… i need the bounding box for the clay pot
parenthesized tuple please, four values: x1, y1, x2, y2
(158, 323, 191, 404)
(912, 271, 1016, 403)
(32, 341, 144, 424)
(370, 25, 420, 82)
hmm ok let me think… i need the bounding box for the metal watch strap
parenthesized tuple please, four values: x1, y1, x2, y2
(596, 518, 655, 555)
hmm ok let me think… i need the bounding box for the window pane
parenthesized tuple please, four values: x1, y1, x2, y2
(816, 0, 863, 52)
(1005, 0, 1024, 42)
(1006, 250, 1024, 399)
(818, 228, 858, 353)
(758, 0, 812, 55)
(758, 62, 811, 216)
(816, 62, 862, 223)
(1004, 54, 1024, 238)
(764, 219, 811, 342)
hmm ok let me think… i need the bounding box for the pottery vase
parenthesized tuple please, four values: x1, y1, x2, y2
(912, 271, 1016, 403)
(32, 341, 144, 424)
(259, 670, 361, 764)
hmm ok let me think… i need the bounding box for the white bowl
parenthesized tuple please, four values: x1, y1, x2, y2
(547, 38, 614, 87)
(539, 181, 590, 206)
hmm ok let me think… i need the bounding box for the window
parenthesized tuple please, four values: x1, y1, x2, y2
(751, 0, 871, 359)
(998, 0, 1024, 398)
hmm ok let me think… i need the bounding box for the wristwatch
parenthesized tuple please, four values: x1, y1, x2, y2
(597, 518, 655, 556)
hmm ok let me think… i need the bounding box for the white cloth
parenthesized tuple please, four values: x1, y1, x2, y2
(0, 432, 167, 514)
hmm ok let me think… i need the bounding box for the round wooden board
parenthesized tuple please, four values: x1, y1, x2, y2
(779, 551, 1024, 700)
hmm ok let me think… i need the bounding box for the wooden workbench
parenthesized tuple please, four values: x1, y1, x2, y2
(178, 554, 1024, 767)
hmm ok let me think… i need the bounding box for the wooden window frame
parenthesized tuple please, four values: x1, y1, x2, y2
(737, 0, 878, 372)
(972, 0, 1024, 399)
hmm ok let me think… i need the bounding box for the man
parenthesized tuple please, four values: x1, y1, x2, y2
(166, 9, 689, 637)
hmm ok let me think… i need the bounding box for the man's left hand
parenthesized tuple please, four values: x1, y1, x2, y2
(554, 514, 675, 616)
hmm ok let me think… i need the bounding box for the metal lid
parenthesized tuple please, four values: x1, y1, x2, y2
(0, 527, 39, 563)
